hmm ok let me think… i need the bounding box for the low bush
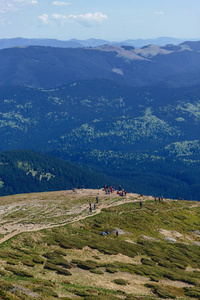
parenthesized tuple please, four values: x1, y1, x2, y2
(141, 258, 156, 266)
(32, 255, 45, 264)
(106, 266, 118, 273)
(47, 257, 72, 269)
(184, 287, 200, 298)
(76, 260, 98, 270)
(44, 262, 60, 271)
(146, 284, 176, 299)
(90, 269, 104, 275)
(56, 268, 71, 276)
(150, 275, 159, 282)
(5, 266, 33, 278)
(114, 279, 129, 285)
(33, 286, 58, 298)
(7, 259, 18, 265)
(20, 259, 35, 267)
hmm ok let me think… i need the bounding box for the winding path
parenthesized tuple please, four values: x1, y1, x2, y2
(0, 189, 159, 244)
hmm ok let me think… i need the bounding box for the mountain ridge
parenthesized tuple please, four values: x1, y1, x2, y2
(0, 42, 199, 89)
(0, 36, 193, 50)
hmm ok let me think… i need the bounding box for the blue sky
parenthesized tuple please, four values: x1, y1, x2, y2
(0, 0, 199, 41)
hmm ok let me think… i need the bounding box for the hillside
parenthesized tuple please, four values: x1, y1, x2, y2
(0, 150, 115, 196)
(0, 189, 199, 299)
(0, 81, 200, 199)
(0, 42, 199, 88)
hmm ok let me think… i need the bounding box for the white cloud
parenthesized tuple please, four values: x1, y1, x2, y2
(0, 0, 38, 13)
(52, 1, 71, 6)
(69, 12, 108, 27)
(155, 11, 164, 15)
(38, 11, 108, 27)
(52, 13, 67, 20)
(52, 13, 67, 25)
(38, 13, 49, 24)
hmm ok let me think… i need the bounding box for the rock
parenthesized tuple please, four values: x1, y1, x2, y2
(192, 230, 200, 237)
(141, 235, 160, 242)
(165, 237, 177, 243)
(193, 241, 200, 246)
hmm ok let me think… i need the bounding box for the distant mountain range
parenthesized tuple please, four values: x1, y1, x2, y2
(0, 41, 199, 88)
(0, 37, 194, 50)
(0, 39, 200, 199)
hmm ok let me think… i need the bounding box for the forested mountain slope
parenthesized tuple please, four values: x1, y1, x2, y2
(0, 80, 200, 199)
(0, 150, 113, 196)
(0, 42, 199, 88)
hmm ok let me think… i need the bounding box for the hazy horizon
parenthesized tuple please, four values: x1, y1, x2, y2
(0, 0, 199, 41)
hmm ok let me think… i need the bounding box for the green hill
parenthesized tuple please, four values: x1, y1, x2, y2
(0, 150, 114, 196)
(0, 189, 199, 299)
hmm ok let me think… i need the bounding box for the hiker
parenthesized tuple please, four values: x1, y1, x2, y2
(125, 191, 127, 196)
(96, 196, 99, 203)
(94, 203, 96, 210)
(89, 206, 92, 213)
(116, 230, 119, 236)
(140, 201, 142, 209)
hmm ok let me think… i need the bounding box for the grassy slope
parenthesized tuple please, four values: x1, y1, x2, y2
(0, 190, 199, 299)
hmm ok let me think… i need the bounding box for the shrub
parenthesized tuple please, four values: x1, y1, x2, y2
(44, 262, 60, 271)
(90, 269, 104, 275)
(20, 259, 35, 267)
(76, 260, 98, 270)
(146, 284, 175, 299)
(56, 268, 71, 276)
(47, 257, 72, 269)
(32, 256, 45, 264)
(7, 259, 18, 265)
(114, 279, 129, 285)
(150, 275, 159, 282)
(5, 266, 33, 278)
(141, 258, 156, 266)
(33, 286, 58, 298)
(184, 287, 200, 298)
(106, 266, 118, 273)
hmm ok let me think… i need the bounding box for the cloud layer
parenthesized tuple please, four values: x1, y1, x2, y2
(52, 1, 71, 6)
(0, 0, 38, 13)
(69, 12, 108, 27)
(39, 12, 108, 27)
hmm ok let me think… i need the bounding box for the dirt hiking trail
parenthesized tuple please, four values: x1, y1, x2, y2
(0, 189, 162, 244)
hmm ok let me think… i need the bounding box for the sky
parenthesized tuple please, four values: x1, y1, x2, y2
(0, 0, 199, 41)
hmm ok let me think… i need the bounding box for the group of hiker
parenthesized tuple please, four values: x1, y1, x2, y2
(103, 184, 127, 196)
(88, 196, 99, 213)
(100, 230, 119, 236)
